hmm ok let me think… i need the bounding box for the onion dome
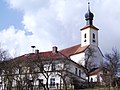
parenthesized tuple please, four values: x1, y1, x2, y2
(85, 9, 94, 20)
(85, 2, 94, 25)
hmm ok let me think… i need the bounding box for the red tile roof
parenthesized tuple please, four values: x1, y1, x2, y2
(16, 51, 67, 61)
(89, 68, 103, 76)
(60, 44, 89, 57)
(14, 44, 89, 62)
(81, 25, 99, 30)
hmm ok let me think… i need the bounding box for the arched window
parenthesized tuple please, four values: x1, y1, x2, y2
(84, 33, 86, 38)
(93, 33, 95, 39)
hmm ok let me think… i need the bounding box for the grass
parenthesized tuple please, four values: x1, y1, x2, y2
(53, 87, 116, 90)
(80, 87, 115, 90)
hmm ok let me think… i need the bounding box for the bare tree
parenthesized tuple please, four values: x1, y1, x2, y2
(34, 54, 55, 90)
(0, 47, 10, 61)
(56, 58, 70, 90)
(104, 48, 120, 88)
(80, 47, 96, 87)
(13, 62, 23, 90)
(0, 46, 11, 89)
(0, 60, 14, 90)
(33, 51, 71, 90)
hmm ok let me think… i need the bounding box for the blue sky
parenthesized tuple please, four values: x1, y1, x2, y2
(0, 0, 120, 57)
(0, 0, 23, 30)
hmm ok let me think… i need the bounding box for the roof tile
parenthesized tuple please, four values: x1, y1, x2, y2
(60, 44, 89, 57)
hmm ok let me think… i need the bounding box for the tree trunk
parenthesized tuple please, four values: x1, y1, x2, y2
(87, 75, 90, 88)
(63, 79, 67, 90)
(46, 78, 49, 90)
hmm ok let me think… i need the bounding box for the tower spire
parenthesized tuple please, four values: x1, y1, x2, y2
(81, 2, 99, 47)
(88, 2, 90, 11)
(85, 2, 94, 25)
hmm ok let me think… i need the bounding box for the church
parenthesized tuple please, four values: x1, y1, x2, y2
(60, 2, 103, 67)
(0, 3, 104, 90)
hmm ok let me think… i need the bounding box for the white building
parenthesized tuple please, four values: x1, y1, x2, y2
(0, 2, 104, 90)
(60, 2, 103, 68)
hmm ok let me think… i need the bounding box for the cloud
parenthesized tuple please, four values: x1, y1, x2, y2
(0, 26, 53, 57)
(6, 0, 50, 12)
(1, 0, 120, 56)
(94, 0, 120, 53)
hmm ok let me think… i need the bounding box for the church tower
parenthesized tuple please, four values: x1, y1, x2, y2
(81, 2, 99, 47)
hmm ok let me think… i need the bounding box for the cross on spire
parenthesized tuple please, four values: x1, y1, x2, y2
(88, 2, 90, 11)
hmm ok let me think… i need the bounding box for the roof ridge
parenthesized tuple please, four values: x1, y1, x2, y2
(60, 44, 81, 51)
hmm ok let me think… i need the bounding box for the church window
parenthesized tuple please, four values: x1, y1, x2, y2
(93, 33, 96, 42)
(84, 34, 87, 42)
(84, 33, 86, 38)
(93, 33, 95, 39)
(93, 40, 95, 42)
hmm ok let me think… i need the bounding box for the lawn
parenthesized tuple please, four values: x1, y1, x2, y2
(54, 87, 117, 90)
(80, 87, 115, 90)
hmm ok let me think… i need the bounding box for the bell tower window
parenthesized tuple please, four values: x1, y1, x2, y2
(84, 33, 87, 42)
(93, 33, 95, 42)
(93, 33, 95, 39)
(84, 33, 86, 38)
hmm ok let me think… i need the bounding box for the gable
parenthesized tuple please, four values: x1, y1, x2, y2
(60, 44, 89, 57)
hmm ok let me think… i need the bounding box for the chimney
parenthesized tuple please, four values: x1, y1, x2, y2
(35, 49, 39, 54)
(31, 46, 36, 53)
(52, 46, 58, 54)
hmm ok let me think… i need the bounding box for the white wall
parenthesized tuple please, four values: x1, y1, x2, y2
(88, 46, 103, 67)
(90, 29, 98, 46)
(81, 28, 98, 47)
(89, 72, 103, 82)
(70, 52, 85, 66)
(70, 46, 103, 68)
(37, 73, 61, 85)
(69, 62, 86, 79)
(81, 28, 91, 47)
(35, 60, 87, 86)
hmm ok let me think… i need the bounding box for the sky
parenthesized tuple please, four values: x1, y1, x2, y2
(0, 0, 120, 57)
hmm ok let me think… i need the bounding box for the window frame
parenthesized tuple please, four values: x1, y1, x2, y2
(50, 78, 55, 87)
(75, 68, 78, 75)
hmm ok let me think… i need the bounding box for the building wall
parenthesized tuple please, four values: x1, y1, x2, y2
(0, 59, 86, 89)
(89, 72, 103, 83)
(81, 28, 98, 47)
(70, 46, 103, 68)
(90, 29, 98, 46)
(89, 46, 103, 67)
(81, 28, 91, 47)
(70, 52, 85, 66)
(69, 62, 86, 80)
